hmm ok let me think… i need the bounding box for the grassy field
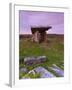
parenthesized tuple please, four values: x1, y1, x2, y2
(19, 34, 64, 78)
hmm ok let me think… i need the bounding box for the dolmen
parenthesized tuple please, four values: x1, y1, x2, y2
(24, 56, 47, 65)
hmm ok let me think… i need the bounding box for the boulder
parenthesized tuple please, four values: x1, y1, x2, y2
(24, 56, 47, 65)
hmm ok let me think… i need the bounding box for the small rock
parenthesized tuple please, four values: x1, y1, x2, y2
(20, 68, 28, 73)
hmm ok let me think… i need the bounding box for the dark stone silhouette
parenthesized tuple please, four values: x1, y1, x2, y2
(31, 26, 52, 43)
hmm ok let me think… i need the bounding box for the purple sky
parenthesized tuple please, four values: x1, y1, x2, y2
(19, 10, 64, 34)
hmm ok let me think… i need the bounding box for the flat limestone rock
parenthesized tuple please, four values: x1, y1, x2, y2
(24, 56, 47, 65)
(34, 66, 55, 78)
(49, 64, 64, 77)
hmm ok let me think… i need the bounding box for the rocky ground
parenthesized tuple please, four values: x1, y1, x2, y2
(20, 64, 64, 79)
(19, 34, 64, 79)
